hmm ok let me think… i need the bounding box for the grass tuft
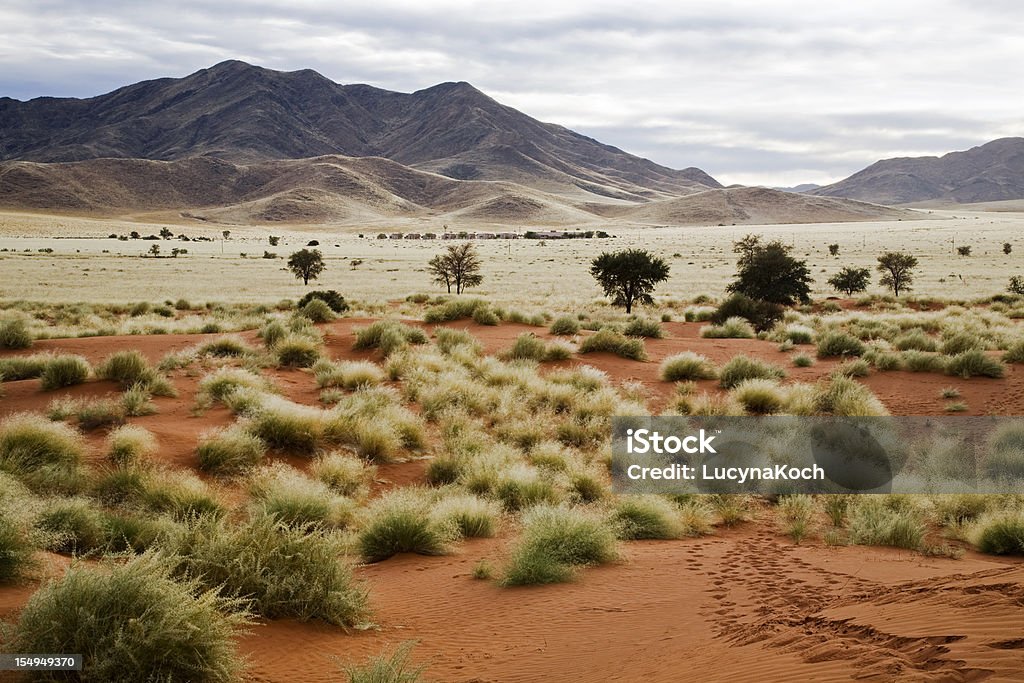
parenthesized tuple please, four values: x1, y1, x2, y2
(578, 328, 647, 361)
(501, 505, 617, 586)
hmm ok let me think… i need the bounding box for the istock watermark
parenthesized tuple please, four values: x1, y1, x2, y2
(612, 416, 1024, 495)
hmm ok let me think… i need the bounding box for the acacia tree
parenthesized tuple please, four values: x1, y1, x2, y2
(589, 249, 670, 314)
(428, 243, 483, 294)
(877, 251, 917, 296)
(827, 266, 871, 296)
(727, 235, 812, 305)
(287, 248, 325, 285)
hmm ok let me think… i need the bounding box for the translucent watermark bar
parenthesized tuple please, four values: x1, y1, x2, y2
(611, 416, 1024, 495)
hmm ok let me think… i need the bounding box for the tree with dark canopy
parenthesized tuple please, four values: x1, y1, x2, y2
(727, 235, 812, 305)
(589, 249, 670, 314)
(287, 249, 325, 285)
(428, 243, 483, 294)
(877, 251, 917, 296)
(827, 266, 871, 296)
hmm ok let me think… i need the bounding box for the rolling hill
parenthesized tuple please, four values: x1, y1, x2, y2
(812, 138, 1024, 205)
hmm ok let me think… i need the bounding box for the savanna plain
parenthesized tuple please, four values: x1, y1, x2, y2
(1, 207, 1024, 683)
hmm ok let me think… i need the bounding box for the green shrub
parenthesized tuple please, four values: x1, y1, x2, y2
(197, 335, 253, 358)
(846, 501, 924, 550)
(39, 354, 91, 390)
(792, 353, 814, 368)
(197, 367, 268, 404)
(700, 316, 755, 339)
(611, 496, 683, 539)
(171, 513, 368, 624)
(549, 316, 581, 336)
(945, 349, 1005, 378)
(358, 490, 453, 562)
(249, 464, 354, 528)
(423, 298, 487, 323)
(578, 328, 647, 361)
(816, 376, 888, 416)
(197, 426, 267, 475)
(711, 294, 783, 332)
(816, 331, 865, 358)
(300, 298, 337, 323)
(354, 320, 427, 356)
(471, 305, 500, 325)
(96, 350, 154, 387)
(782, 324, 815, 345)
(12, 553, 246, 682)
(433, 327, 483, 355)
(718, 355, 785, 389)
(343, 642, 424, 683)
(503, 333, 547, 361)
(971, 512, 1024, 555)
(120, 383, 157, 417)
(623, 318, 663, 338)
(310, 451, 375, 498)
(941, 332, 984, 355)
(275, 334, 322, 368)
(0, 353, 49, 380)
(501, 505, 618, 586)
(893, 329, 937, 352)
(247, 397, 324, 452)
(107, 425, 157, 467)
(660, 352, 716, 381)
(983, 424, 1024, 479)
(0, 508, 36, 582)
(901, 350, 947, 373)
(259, 319, 288, 348)
(1003, 339, 1024, 364)
(832, 358, 870, 378)
(75, 398, 126, 430)
(142, 470, 224, 520)
(35, 497, 108, 554)
(0, 318, 33, 349)
(298, 290, 349, 313)
(429, 494, 500, 538)
(731, 379, 786, 414)
(0, 413, 84, 491)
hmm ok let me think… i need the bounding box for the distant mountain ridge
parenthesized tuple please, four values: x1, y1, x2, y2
(0, 60, 718, 201)
(812, 138, 1024, 205)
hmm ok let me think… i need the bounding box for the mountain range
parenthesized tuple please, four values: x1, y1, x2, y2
(0, 60, 912, 227)
(812, 138, 1024, 205)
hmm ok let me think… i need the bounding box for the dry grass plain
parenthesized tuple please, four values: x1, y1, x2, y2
(2, 208, 1022, 304)
(2, 208, 1024, 682)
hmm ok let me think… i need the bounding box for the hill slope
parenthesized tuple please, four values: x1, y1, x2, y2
(0, 60, 718, 201)
(812, 138, 1024, 204)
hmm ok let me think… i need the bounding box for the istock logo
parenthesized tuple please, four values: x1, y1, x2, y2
(625, 428, 717, 454)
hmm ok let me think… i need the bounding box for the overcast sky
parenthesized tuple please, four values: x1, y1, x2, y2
(2, 0, 1023, 186)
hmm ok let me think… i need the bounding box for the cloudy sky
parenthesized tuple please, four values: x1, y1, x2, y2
(2, 0, 1023, 186)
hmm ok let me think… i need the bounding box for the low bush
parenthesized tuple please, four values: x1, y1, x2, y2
(0, 413, 84, 491)
(343, 642, 424, 683)
(700, 316, 755, 339)
(429, 493, 500, 538)
(0, 353, 49, 380)
(142, 470, 224, 520)
(197, 426, 267, 475)
(623, 318, 663, 338)
(718, 355, 785, 389)
(893, 329, 938, 352)
(171, 513, 368, 624)
(941, 332, 984, 355)
(249, 464, 354, 528)
(502, 333, 571, 362)
(501, 505, 618, 586)
(0, 318, 33, 349)
(35, 497, 108, 554)
(610, 496, 683, 539)
(971, 511, 1024, 555)
(96, 350, 154, 388)
(197, 368, 269, 406)
(945, 349, 1005, 379)
(75, 398, 126, 430)
(660, 352, 716, 381)
(549, 316, 581, 336)
(433, 327, 483, 355)
(274, 334, 321, 368)
(310, 451, 376, 498)
(120, 383, 157, 417)
(792, 353, 814, 368)
(832, 358, 870, 378)
(358, 490, 453, 562)
(471, 305, 500, 326)
(731, 379, 786, 414)
(314, 359, 386, 390)
(846, 500, 925, 550)
(711, 294, 783, 332)
(39, 354, 91, 390)
(578, 328, 647, 361)
(0, 508, 36, 582)
(107, 425, 157, 467)
(12, 553, 246, 682)
(197, 335, 253, 358)
(298, 290, 349, 313)
(782, 324, 815, 345)
(816, 376, 888, 416)
(816, 331, 865, 358)
(901, 350, 947, 373)
(423, 298, 488, 323)
(300, 298, 337, 323)
(353, 320, 428, 356)
(247, 397, 325, 452)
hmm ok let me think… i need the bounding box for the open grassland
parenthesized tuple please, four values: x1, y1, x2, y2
(1, 294, 1024, 681)
(4, 209, 1024, 303)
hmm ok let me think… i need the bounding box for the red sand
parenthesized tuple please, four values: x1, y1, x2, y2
(2, 319, 1023, 682)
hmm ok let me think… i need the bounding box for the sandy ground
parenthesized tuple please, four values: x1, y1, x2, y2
(1, 319, 1023, 682)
